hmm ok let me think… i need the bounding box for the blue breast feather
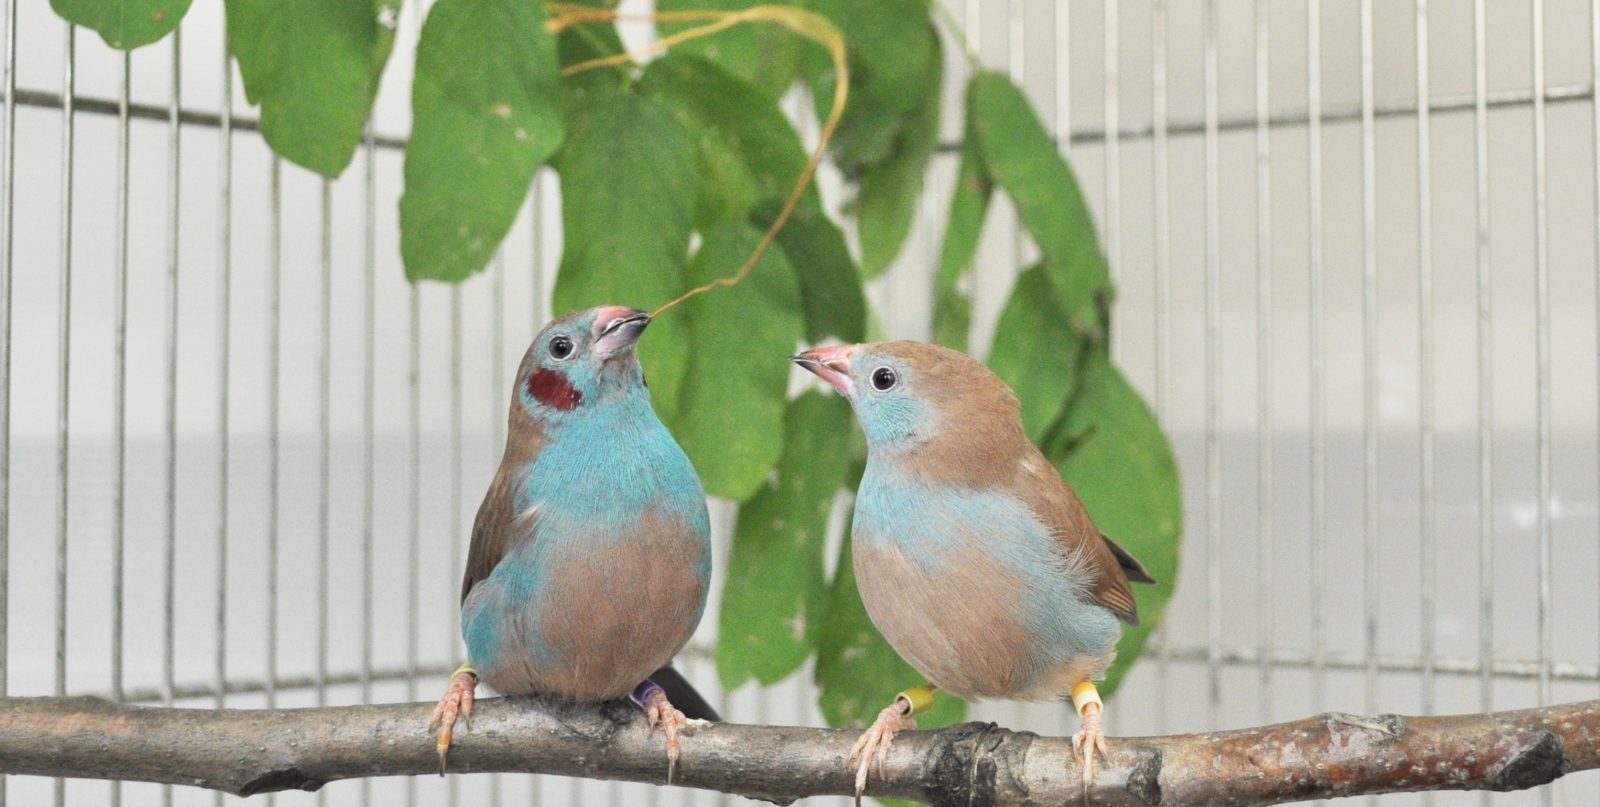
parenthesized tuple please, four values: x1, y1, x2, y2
(855, 460, 1121, 666)
(519, 393, 710, 542)
(463, 392, 711, 670)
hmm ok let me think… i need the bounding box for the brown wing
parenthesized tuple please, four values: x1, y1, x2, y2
(461, 405, 548, 604)
(460, 461, 539, 603)
(1011, 448, 1151, 626)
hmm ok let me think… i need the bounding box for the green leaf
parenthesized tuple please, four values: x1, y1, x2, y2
(657, 0, 801, 99)
(766, 202, 866, 344)
(988, 264, 1079, 443)
(226, 0, 400, 178)
(716, 393, 853, 689)
(673, 222, 804, 500)
(400, 0, 563, 282)
(802, 0, 937, 173)
(969, 71, 1109, 337)
(640, 55, 810, 229)
(816, 527, 967, 730)
(1050, 351, 1181, 698)
(932, 119, 992, 352)
(806, 0, 933, 109)
(856, 27, 941, 279)
(641, 55, 864, 342)
(555, 0, 629, 91)
(52, 0, 190, 49)
(552, 89, 696, 425)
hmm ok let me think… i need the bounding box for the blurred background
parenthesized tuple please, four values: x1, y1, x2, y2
(2, 0, 1599, 804)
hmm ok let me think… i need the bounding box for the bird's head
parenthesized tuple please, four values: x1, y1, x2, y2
(512, 305, 652, 425)
(791, 341, 1022, 452)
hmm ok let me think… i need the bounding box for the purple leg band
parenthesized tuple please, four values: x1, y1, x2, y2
(632, 679, 665, 707)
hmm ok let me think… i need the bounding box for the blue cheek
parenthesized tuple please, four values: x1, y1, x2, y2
(855, 392, 930, 446)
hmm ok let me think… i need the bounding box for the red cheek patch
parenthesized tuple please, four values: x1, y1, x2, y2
(528, 368, 582, 411)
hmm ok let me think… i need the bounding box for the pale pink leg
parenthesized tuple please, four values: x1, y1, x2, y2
(846, 700, 917, 805)
(1070, 700, 1110, 795)
(642, 686, 690, 784)
(429, 668, 478, 774)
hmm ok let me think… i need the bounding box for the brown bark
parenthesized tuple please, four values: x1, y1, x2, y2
(0, 695, 1594, 805)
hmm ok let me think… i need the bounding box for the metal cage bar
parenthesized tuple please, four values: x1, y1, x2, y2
(1150, 0, 1172, 736)
(1254, 0, 1275, 728)
(1472, 0, 1495, 728)
(1307, 0, 1329, 709)
(1202, 0, 1223, 731)
(52, 18, 73, 807)
(4, 80, 1594, 154)
(216, 15, 235, 747)
(1359, 0, 1380, 719)
(0, 2, 12, 804)
(1416, 0, 1436, 723)
(1593, 0, 1600, 722)
(1531, 5, 1554, 802)
(358, 119, 376, 807)
(108, 44, 130, 807)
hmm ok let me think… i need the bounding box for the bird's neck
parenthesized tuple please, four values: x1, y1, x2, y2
(517, 396, 700, 533)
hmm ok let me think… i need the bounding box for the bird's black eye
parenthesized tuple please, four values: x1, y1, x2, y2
(871, 366, 897, 392)
(549, 335, 574, 360)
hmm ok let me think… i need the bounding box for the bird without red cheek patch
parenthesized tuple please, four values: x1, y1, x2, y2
(528, 368, 582, 411)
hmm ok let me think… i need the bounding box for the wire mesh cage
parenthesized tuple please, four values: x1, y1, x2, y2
(0, 0, 1597, 804)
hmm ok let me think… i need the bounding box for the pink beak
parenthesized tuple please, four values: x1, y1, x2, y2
(591, 305, 651, 357)
(791, 344, 857, 395)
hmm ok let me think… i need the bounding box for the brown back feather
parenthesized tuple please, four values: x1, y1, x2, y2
(1013, 458, 1146, 626)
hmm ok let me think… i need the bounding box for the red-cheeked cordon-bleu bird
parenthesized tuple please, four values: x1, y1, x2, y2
(792, 340, 1155, 801)
(431, 306, 717, 782)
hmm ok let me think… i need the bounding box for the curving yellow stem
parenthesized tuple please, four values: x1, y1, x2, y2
(543, 3, 851, 318)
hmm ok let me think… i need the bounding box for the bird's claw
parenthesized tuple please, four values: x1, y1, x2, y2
(1070, 701, 1108, 798)
(642, 687, 690, 784)
(429, 669, 478, 775)
(846, 701, 916, 806)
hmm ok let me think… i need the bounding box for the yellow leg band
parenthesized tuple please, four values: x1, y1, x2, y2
(452, 662, 477, 679)
(1071, 681, 1102, 716)
(895, 684, 937, 716)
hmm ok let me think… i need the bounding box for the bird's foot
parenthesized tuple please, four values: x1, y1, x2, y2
(846, 700, 917, 806)
(1069, 681, 1110, 800)
(638, 681, 690, 784)
(428, 663, 478, 775)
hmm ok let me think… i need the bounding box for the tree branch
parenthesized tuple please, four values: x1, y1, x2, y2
(0, 695, 1595, 805)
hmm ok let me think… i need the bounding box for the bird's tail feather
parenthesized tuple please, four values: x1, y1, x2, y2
(1100, 533, 1157, 584)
